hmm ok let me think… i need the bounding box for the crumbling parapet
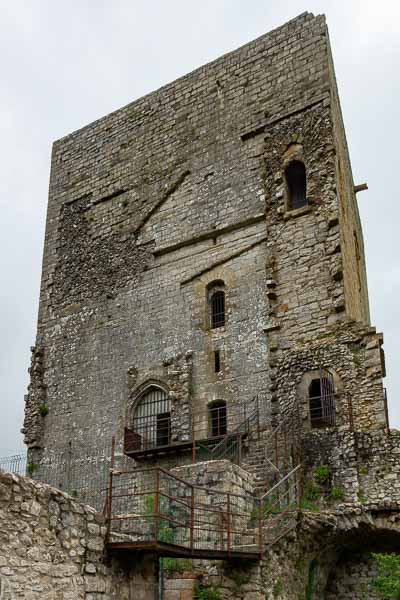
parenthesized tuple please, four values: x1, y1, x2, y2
(22, 344, 47, 449)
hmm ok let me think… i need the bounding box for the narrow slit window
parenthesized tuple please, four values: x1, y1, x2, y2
(285, 160, 307, 210)
(211, 290, 225, 328)
(214, 350, 221, 373)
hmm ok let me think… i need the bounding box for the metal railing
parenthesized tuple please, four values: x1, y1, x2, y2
(260, 464, 302, 546)
(0, 453, 26, 476)
(193, 406, 260, 465)
(124, 398, 261, 460)
(257, 403, 303, 497)
(105, 466, 262, 559)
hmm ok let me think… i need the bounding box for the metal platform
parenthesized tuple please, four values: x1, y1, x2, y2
(107, 540, 261, 561)
(105, 467, 263, 561)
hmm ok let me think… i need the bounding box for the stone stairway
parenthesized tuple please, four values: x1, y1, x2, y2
(241, 430, 283, 494)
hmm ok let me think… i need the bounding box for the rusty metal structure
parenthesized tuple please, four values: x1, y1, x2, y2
(124, 398, 261, 463)
(105, 466, 262, 560)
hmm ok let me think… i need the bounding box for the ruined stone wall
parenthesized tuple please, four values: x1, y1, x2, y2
(0, 471, 158, 599)
(358, 429, 400, 505)
(300, 426, 400, 506)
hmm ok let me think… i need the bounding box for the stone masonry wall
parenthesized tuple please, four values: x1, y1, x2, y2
(24, 10, 384, 517)
(277, 321, 386, 431)
(0, 471, 157, 599)
(25, 13, 335, 491)
(327, 32, 370, 325)
(325, 553, 381, 599)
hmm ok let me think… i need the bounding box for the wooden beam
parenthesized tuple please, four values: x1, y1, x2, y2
(354, 183, 368, 193)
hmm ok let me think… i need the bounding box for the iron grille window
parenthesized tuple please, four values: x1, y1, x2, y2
(210, 290, 225, 328)
(133, 387, 171, 449)
(309, 373, 336, 428)
(209, 401, 227, 437)
(285, 160, 307, 210)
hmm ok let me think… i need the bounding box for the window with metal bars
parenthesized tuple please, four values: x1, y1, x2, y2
(133, 386, 171, 449)
(210, 290, 225, 328)
(209, 401, 227, 437)
(309, 374, 336, 429)
(285, 160, 307, 210)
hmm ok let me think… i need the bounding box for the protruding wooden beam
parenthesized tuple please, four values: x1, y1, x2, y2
(354, 183, 368, 193)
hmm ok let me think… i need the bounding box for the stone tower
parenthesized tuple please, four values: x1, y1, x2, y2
(23, 12, 389, 507)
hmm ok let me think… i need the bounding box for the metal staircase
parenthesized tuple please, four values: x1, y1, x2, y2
(193, 406, 260, 465)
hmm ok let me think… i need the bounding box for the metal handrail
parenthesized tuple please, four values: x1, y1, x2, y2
(260, 464, 302, 502)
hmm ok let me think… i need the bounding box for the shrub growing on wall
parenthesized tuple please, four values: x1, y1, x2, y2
(371, 553, 400, 599)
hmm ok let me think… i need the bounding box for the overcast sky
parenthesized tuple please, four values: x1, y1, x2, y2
(0, 1, 399, 456)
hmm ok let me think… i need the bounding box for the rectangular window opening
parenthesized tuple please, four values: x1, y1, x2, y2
(214, 350, 221, 373)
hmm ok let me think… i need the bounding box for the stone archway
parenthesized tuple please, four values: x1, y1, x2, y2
(262, 506, 400, 600)
(299, 507, 400, 599)
(324, 526, 400, 599)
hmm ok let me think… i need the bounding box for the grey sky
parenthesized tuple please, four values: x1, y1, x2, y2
(0, 0, 399, 456)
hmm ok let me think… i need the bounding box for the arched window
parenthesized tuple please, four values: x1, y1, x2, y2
(209, 400, 227, 437)
(309, 372, 335, 428)
(207, 280, 226, 329)
(211, 291, 225, 328)
(133, 386, 171, 449)
(285, 160, 307, 210)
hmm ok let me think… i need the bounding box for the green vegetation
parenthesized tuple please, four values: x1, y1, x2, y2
(358, 491, 367, 503)
(39, 403, 49, 417)
(351, 346, 362, 368)
(330, 486, 344, 501)
(303, 483, 320, 502)
(272, 579, 283, 597)
(27, 462, 38, 476)
(194, 584, 222, 600)
(299, 466, 344, 509)
(231, 568, 251, 591)
(161, 557, 192, 573)
(143, 494, 175, 543)
(313, 465, 331, 487)
(371, 553, 400, 599)
(305, 559, 318, 600)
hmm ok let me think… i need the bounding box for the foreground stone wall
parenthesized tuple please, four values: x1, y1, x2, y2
(0, 471, 157, 599)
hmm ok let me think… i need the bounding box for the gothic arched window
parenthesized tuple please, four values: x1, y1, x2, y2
(285, 160, 307, 210)
(133, 386, 171, 448)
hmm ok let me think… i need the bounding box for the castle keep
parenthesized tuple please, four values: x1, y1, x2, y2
(9, 11, 399, 599)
